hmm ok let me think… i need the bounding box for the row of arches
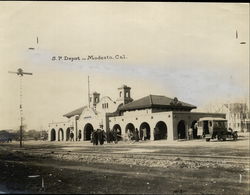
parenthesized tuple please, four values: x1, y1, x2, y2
(50, 121, 168, 141)
(50, 128, 73, 141)
(50, 120, 198, 141)
(121, 120, 198, 140)
(121, 121, 168, 140)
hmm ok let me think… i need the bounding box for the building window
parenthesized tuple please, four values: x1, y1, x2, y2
(102, 103, 108, 109)
(125, 91, 129, 97)
(120, 91, 122, 97)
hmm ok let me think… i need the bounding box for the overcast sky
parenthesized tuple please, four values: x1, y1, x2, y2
(0, 2, 249, 130)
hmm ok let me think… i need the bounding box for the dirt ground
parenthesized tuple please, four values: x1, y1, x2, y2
(0, 134, 249, 194)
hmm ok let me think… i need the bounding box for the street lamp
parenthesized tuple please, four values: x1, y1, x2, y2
(8, 68, 33, 148)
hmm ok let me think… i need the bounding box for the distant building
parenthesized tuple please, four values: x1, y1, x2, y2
(221, 103, 250, 132)
(48, 85, 225, 142)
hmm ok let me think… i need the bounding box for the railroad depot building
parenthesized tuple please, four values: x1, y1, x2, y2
(48, 85, 225, 142)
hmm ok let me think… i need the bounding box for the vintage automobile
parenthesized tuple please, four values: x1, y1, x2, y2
(197, 117, 238, 141)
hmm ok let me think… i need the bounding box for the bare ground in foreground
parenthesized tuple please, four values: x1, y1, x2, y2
(0, 135, 249, 194)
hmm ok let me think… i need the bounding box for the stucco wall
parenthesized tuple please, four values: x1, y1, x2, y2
(172, 112, 226, 140)
(48, 108, 226, 142)
(96, 96, 118, 113)
(109, 110, 174, 140)
(48, 120, 74, 141)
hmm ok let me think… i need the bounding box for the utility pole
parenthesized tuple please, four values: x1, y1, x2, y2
(88, 76, 90, 108)
(8, 68, 33, 148)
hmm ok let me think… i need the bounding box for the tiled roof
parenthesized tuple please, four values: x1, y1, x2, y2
(63, 106, 87, 118)
(63, 95, 196, 118)
(119, 95, 196, 111)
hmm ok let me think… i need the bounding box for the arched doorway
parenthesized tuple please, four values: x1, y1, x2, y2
(66, 128, 71, 141)
(125, 123, 135, 133)
(113, 124, 122, 141)
(139, 122, 151, 140)
(154, 121, 167, 140)
(191, 120, 198, 139)
(50, 129, 56, 141)
(177, 120, 186, 139)
(84, 123, 94, 141)
(125, 123, 135, 140)
(58, 128, 64, 141)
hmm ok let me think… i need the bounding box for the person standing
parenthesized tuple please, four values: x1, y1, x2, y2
(92, 130, 98, 145)
(188, 128, 193, 140)
(129, 130, 134, 141)
(127, 129, 131, 141)
(110, 129, 113, 143)
(154, 127, 159, 140)
(124, 131, 129, 142)
(70, 132, 74, 141)
(100, 129, 105, 145)
(113, 128, 118, 144)
(78, 130, 82, 141)
(143, 128, 147, 140)
(135, 128, 139, 142)
(97, 125, 105, 145)
(106, 128, 111, 143)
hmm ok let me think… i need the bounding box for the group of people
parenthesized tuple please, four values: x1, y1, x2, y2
(125, 128, 140, 142)
(91, 126, 106, 145)
(91, 125, 121, 145)
(90, 126, 151, 145)
(106, 128, 120, 144)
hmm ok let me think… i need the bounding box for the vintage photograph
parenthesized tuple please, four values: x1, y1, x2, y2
(0, 2, 249, 194)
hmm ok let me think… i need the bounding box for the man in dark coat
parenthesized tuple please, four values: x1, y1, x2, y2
(109, 129, 114, 143)
(78, 130, 82, 141)
(92, 130, 98, 145)
(106, 128, 111, 143)
(70, 132, 74, 141)
(134, 128, 139, 142)
(97, 125, 105, 145)
(113, 128, 118, 144)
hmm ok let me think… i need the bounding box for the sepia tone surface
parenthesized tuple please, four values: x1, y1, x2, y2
(0, 2, 249, 195)
(0, 2, 249, 130)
